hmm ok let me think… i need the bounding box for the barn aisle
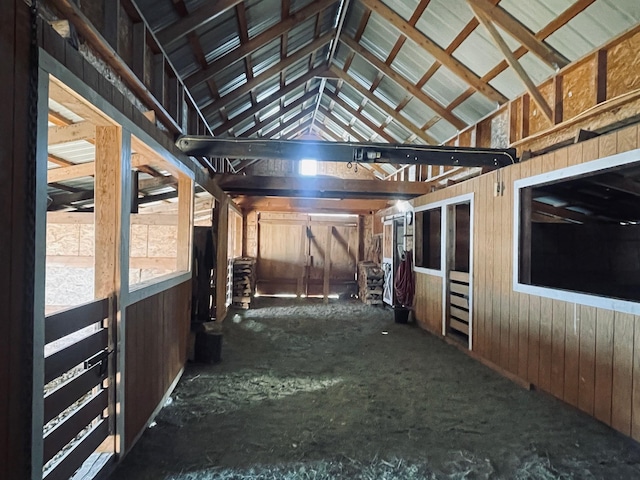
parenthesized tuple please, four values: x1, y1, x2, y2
(114, 298, 640, 479)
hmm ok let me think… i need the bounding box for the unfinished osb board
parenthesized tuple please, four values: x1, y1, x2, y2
(529, 80, 554, 136)
(607, 29, 640, 100)
(563, 59, 597, 121)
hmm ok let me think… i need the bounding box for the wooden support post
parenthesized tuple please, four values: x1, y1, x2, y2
(596, 49, 608, 105)
(152, 54, 165, 106)
(103, 0, 120, 51)
(521, 94, 530, 139)
(131, 170, 139, 214)
(215, 197, 230, 320)
(132, 22, 146, 81)
(94, 125, 123, 299)
(554, 75, 564, 125)
(177, 174, 193, 272)
(323, 226, 332, 304)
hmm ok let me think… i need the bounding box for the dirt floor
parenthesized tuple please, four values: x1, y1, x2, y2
(114, 298, 640, 479)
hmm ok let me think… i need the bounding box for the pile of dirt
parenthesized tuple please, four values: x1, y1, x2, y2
(114, 298, 640, 480)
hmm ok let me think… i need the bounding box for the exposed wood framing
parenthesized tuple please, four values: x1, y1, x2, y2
(48, 122, 95, 145)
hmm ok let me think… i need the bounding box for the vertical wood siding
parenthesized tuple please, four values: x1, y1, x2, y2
(124, 280, 191, 451)
(412, 124, 640, 442)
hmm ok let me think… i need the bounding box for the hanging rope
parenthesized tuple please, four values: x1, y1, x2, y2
(394, 250, 415, 307)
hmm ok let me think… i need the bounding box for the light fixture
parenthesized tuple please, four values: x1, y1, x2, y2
(299, 158, 317, 176)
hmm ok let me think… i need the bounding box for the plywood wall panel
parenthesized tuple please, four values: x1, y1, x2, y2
(566, 142, 583, 167)
(517, 293, 530, 380)
(607, 30, 640, 99)
(527, 295, 541, 385)
(599, 132, 618, 158)
(611, 312, 634, 436)
(564, 303, 580, 407)
(563, 59, 596, 120)
(594, 309, 614, 425)
(529, 81, 554, 136)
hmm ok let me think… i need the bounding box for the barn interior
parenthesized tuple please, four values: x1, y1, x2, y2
(3, 0, 640, 479)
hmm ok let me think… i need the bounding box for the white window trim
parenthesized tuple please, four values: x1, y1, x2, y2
(513, 147, 640, 315)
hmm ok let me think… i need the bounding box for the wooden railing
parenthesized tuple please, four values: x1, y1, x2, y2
(43, 297, 112, 480)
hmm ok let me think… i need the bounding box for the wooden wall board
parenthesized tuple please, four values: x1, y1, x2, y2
(527, 295, 541, 386)
(578, 305, 597, 415)
(563, 303, 580, 407)
(617, 124, 638, 153)
(124, 280, 189, 452)
(538, 297, 553, 392)
(594, 308, 614, 425)
(611, 312, 634, 436)
(529, 81, 555, 136)
(633, 317, 640, 440)
(550, 299, 567, 399)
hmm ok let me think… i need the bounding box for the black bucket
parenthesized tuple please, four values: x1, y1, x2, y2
(195, 331, 223, 363)
(394, 307, 410, 324)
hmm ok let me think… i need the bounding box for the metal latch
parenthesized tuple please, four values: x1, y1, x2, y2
(85, 349, 110, 376)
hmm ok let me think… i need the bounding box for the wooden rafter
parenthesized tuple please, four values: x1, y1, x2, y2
(203, 32, 334, 115)
(156, 0, 245, 47)
(470, 5, 553, 122)
(330, 66, 437, 144)
(184, 0, 337, 89)
(466, 0, 569, 69)
(358, 0, 507, 104)
(340, 36, 466, 130)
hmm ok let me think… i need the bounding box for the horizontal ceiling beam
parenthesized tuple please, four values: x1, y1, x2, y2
(176, 136, 517, 167)
(234, 195, 391, 214)
(216, 174, 432, 199)
(48, 122, 95, 145)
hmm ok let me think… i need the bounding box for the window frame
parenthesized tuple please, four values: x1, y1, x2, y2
(513, 147, 640, 316)
(414, 206, 444, 275)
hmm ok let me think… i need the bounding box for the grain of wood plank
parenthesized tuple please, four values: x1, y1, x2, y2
(594, 309, 614, 425)
(550, 299, 567, 399)
(517, 293, 530, 380)
(611, 312, 634, 435)
(563, 303, 580, 407)
(537, 298, 553, 392)
(578, 305, 597, 415)
(490, 174, 501, 364)
(499, 180, 510, 370)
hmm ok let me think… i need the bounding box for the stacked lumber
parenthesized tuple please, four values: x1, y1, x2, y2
(358, 261, 384, 307)
(232, 257, 256, 309)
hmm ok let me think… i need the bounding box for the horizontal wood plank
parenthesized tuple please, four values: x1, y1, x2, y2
(43, 389, 108, 464)
(450, 294, 469, 309)
(450, 282, 470, 297)
(450, 318, 470, 334)
(43, 420, 109, 480)
(451, 305, 470, 322)
(45, 298, 109, 344)
(45, 330, 109, 384)
(450, 271, 470, 283)
(44, 363, 107, 424)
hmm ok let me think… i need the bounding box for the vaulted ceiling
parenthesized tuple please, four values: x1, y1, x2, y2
(134, 0, 639, 164)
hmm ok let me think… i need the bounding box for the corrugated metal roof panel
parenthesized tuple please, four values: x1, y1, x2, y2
(546, 0, 640, 61)
(49, 99, 84, 123)
(351, 122, 375, 140)
(361, 102, 387, 126)
(359, 11, 401, 61)
(214, 61, 248, 96)
(255, 77, 281, 103)
(196, 9, 239, 63)
(251, 39, 282, 76)
(390, 37, 436, 84)
(426, 119, 457, 144)
(337, 86, 363, 110)
(347, 55, 378, 90)
(49, 141, 95, 164)
(384, 122, 411, 143)
(451, 91, 496, 125)
(453, 23, 521, 78)
(169, 43, 201, 78)
(245, 0, 282, 38)
(489, 67, 526, 99)
(290, 0, 316, 15)
(224, 94, 253, 119)
(373, 77, 406, 109)
(234, 117, 257, 136)
(499, 0, 573, 34)
(381, 0, 416, 21)
(343, 1, 367, 37)
(421, 65, 468, 107)
(416, 0, 475, 50)
(135, 0, 179, 32)
(399, 97, 436, 127)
